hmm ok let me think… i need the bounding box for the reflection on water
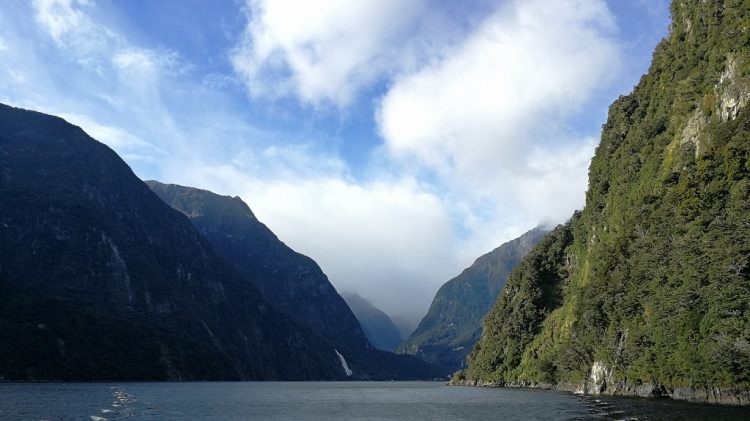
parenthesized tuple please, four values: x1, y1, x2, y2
(0, 381, 748, 420)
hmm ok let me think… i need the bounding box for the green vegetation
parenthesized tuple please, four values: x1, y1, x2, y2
(465, 0, 750, 393)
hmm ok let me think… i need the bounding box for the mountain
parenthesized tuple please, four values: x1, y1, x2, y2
(461, 0, 750, 405)
(0, 103, 347, 380)
(342, 293, 403, 351)
(397, 227, 547, 375)
(146, 181, 441, 380)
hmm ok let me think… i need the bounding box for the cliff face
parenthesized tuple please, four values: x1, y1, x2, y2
(0, 104, 345, 380)
(397, 227, 547, 375)
(463, 0, 750, 405)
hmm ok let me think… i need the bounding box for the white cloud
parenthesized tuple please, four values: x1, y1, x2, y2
(58, 112, 165, 162)
(230, 0, 427, 107)
(4, 0, 508, 327)
(7, 69, 25, 83)
(2, 2, 183, 170)
(25, 0, 195, 165)
(33, 0, 120, 56)
(257, 143, 348, 179)
(377, 0, 621, 223)
(112, 48, 186, 77)
(112, 49, 160, 73)
(0, 37, 8, 52)
(32, 0, 183, 80)
(515, 139, 598, 223)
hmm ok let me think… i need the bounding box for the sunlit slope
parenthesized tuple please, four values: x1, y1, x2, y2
(464, 0, 750, 404)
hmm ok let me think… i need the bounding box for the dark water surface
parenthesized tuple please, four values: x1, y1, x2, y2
(1, 381, 749, 420)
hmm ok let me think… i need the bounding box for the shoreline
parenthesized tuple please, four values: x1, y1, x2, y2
(448, 379, 750, 407)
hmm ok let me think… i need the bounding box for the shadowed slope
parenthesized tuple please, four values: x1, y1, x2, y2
(0, 103, 344, 380)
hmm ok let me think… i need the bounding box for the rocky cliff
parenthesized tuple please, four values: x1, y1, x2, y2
(461, 0, 750, 405)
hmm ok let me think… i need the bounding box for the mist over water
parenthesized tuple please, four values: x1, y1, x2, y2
(2, 382, 748, 420)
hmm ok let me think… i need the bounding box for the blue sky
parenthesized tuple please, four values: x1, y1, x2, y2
(0, 0, 670, 327)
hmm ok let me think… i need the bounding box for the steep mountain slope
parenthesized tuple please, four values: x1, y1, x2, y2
(146, 181, 441, 379)
(0, 103, 345, 380)
(342, 293, 403, 352)
(462, 0, 750, 405)
(398, 227, 547, 375)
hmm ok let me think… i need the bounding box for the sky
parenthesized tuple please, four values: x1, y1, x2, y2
(0, 0, 671, 330)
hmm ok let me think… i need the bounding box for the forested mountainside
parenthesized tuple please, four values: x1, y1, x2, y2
(0, 103, 346, 380)
(147, 181, 440, 380)
(397, 227, 547, 375)
(461, 0, 750, 405)
(342, 293, 403, 352)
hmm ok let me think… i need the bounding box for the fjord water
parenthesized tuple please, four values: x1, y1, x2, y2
(2, 382, 750, 420)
